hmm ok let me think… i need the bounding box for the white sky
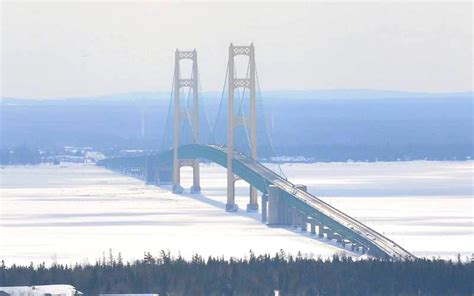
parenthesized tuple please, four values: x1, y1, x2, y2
(1, 1, 472, 98)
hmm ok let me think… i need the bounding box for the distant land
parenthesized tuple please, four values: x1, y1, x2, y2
(1, 90, 472, 162)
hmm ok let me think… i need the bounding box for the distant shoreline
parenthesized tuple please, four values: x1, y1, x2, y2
(1, 158, 473, 168)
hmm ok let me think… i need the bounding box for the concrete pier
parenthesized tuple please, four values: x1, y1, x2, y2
(342, 239, 348, 247)
(267, 185, 281, 225)
(323, 227, 332, 240)
(291, 207, 298, 229)
(145, 161, 158, 185)
(318, 224, 324, 238)
(301, 214, 307, 232)
(310, 222, 316, 235)
(261, 193, 268, 223)
(157, 167, 172, 185)
(277, 199, 290, 226)
(190, 160, 201, 193)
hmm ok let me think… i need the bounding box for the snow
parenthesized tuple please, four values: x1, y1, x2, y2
(0, 284, 80, 295)
(0, 161, 472, 265)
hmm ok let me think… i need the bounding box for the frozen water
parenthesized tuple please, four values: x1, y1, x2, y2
(0, 164, 345, 265)
(281, 161, 473, 260)
(0, 161, 472, 265)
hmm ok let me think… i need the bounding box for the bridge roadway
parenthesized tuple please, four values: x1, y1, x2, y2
(98, 144, 415, 260)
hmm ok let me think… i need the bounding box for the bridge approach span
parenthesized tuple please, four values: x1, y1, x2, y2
(98, 144, 415, 259)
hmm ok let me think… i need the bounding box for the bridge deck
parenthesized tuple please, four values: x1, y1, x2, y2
(98, 144, 415, 259)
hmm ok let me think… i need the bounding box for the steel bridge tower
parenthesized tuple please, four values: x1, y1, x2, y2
(226, 43, 258, 212)
(172, 49, 201, 194)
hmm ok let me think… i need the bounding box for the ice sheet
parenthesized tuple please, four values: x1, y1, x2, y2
(0, 160, 472, 265)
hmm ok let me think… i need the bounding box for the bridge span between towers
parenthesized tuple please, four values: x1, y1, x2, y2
(98, 144, 415, 260)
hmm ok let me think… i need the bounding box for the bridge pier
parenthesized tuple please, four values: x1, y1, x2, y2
(247, 187, 259, 212)
(327, 232, 333, 241)
(351, 243, 356, 252)
(261, 193, 268, 223)
(334, 233, 343, 243)
(318, 223, 324, 238)
(294, 185, 308, 231)
(291, 208, 299, 229)
(226, 178, 238, 212)
(145, 159, 158, 185)
(341, 239, 348, 248)
(301, 214, 307, 232)
(172, 183, 184, 194)
(267, 185, 279, 225)
(226, 203, 239, 212)
(172, 160, 201, 194)
(349, 243, 366, 254)
(310, 221, 316, 235)
(283, 204, 290, 225)
(267, 185, 284, 225)
(322, 227, 332, 240)
(157, 167, 172, 185)
(190, 160, 201, 193)
(307, 219, 327, 238)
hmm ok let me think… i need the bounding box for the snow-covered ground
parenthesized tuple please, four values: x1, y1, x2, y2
(0, 161, 472, 265)
(0, 284, 80, 296)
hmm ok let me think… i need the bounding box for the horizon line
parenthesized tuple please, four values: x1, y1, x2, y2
(2, 88, 473, 101)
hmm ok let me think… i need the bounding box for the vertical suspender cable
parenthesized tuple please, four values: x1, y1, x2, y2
(255, 62, 287, 179)
(197, 68, 213, 145)
(184, 71, 194, 144)
(160, 69, 176, 152)
(236, 60, 252, 153)
(209, 60, 229, 144)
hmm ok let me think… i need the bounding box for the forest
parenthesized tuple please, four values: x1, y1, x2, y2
(0, 146, 41, 165)
(0, 251, 472, 296)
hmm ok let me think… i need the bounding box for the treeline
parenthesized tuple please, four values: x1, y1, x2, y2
(0, 251, 472, 296)
(0, 146, 41, 165)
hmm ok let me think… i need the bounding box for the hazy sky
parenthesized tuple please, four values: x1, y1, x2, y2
(1, 1, 472, 98)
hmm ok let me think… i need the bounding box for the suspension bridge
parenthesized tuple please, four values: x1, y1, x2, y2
(98, 44, 415, 260)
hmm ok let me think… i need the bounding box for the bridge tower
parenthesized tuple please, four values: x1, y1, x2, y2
(226, 43, 258, 212)
(172, 49, 201, 194)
